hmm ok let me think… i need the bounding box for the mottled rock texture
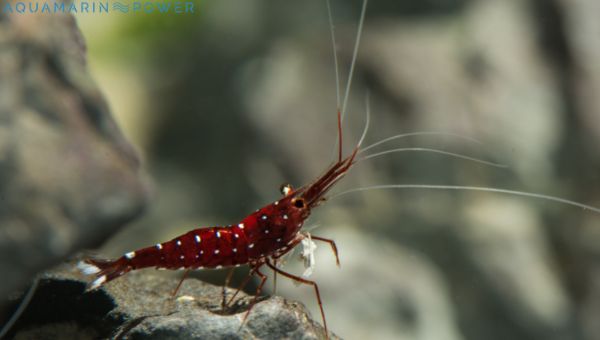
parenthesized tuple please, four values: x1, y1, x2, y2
(0, 10, 147, 299)
(5, 263, 334, 339)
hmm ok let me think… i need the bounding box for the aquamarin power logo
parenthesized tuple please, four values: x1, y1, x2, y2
(3, 1, 195, 14)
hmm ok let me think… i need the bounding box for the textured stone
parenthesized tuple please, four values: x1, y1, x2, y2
(7, 261, 336, 339)
(0, 8, 148, 299)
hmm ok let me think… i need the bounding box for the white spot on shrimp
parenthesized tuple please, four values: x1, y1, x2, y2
(261, 215, 267, 221)
(77, 261, 100, 275)
(176, 240, 182, 247)
(200, 250, 204, 255)
(234, 233, 239, 238)
(125, 251, 135, 259)
(283, 214, 288, 220)
(233, 248, 237, 253)
(216, 265, 223, 269)
(216, 231, 221, 238)
(248, 243, 254, 249)
(156, 243, 163, 250)
(274, 201, 279, 205)
(89, 275, 107, 290)
(277, 238, 282, 242)
(180, 255, 185, 260)
(264, 230, 269, 234)
(297, 223, 302, 227)
(235, 264, 241, 267)
(238, 223, 245, 229)
(195, 235, 201, 243)
(214, 249, 220, 254)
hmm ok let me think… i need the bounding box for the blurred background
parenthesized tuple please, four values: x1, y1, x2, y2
(73, 0, 600, 339)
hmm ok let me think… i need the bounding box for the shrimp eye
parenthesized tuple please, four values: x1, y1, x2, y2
(280, 183, 294, 196)
(293, 198, 305, 209)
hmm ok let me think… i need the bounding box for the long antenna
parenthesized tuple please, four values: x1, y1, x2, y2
(357, 92, 371, 149)
(359, 132, 485, 155)
(326, 0, 343, 162)
(357, 148, 507, 168)
(326, 0, 341, 112)
(328, 0, 369, 162)
(330, 184, 600, 215)
(340, 0, 368, 122)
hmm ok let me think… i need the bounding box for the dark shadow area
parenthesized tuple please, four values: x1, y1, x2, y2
(2, 279, 118, 339)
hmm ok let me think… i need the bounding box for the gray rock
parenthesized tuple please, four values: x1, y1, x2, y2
(0, 6, 148, 299)
(7, 261, 336, 339)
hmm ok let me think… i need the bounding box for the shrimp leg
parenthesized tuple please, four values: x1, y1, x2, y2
(222, 267, 235, 309)
(265, 259, 328, 338)
(238, 266, 268, 330)
(311, 236, 341, 267)
(226, 265, 260, 307)
(171, 268, 191, 297)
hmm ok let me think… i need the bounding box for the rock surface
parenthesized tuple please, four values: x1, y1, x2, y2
(6, 261, 335, 339)
(0, 7, 148, 298)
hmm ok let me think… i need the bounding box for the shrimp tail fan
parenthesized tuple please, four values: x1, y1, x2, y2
(77, 258, 131, 291)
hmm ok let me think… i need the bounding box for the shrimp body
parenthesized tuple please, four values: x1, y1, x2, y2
(81, 193, 312, 287)
(78, 143, 354, 340)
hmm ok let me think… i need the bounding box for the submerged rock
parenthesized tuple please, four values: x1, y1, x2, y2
(0, 5, 148, 299)
(6, 261, 336, 339)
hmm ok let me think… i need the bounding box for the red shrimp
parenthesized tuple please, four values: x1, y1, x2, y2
(77, 2, 373, 338)
(78, 107, 359, 336)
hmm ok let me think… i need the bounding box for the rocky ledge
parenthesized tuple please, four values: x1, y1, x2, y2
(4, 261, 337, 339)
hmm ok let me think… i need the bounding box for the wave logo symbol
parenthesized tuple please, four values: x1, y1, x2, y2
(112, 2, 129, 13)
